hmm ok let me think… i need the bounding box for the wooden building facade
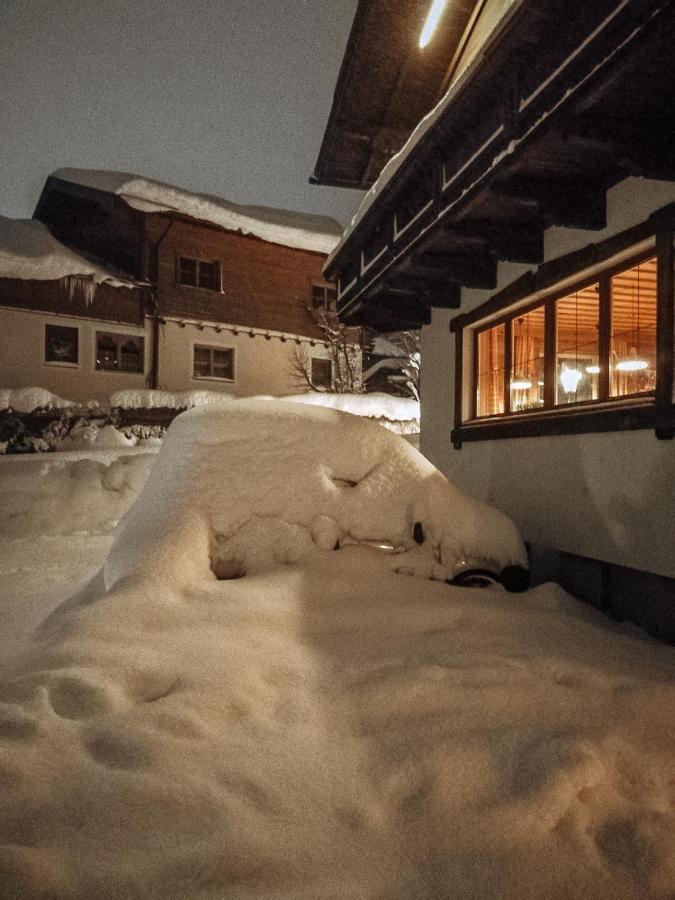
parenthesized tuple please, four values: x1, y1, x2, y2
(1, 171, 353, 405)
(316, 0, 675, 637)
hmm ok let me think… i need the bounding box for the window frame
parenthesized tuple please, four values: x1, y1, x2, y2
(311, 281, 338, 313)
(177, 255, 222, 292)
(44, 323, 79, 367)
(450, 214, 675, 447)
(310, 356, 333, 389)
(192, 343, 235, 382)
(95, 331, 145, 374)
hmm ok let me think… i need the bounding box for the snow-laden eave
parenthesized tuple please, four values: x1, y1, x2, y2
(51, 169, 344, 256)
(323, 0, 527, 276)
(0, 217, 140, 291)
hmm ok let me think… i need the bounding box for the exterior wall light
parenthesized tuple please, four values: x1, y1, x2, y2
(419, 0, 448, 48)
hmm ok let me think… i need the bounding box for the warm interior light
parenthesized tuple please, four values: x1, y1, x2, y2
(560, 364, 583, 394)
(419, 0, 448, 48)
(510, 378, 532, 390)
(585, 364, 601, 375)
(616, 359, 648, 372)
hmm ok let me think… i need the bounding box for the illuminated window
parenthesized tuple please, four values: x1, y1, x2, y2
(555, 283, 600, 405)
(454, 247, 669, 440)
(511, 306, 545, 411)
(610, 257, 657, 397)
(476, 322, 505, 416)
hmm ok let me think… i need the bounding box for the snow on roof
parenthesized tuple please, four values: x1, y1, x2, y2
(53, 168, 344, 255)
(0, 216, 134, 286)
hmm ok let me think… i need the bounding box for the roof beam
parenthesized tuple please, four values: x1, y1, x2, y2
(565, 116, 675, 182)
(493, 178, 607, 231)
(384, 273, 461, 308)
(364, 294, 432, 330)
(410, 251, 498, 290)
(450, 220, 545, 264)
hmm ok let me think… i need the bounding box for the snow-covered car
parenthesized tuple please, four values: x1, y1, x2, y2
(105, 400, 529, 594)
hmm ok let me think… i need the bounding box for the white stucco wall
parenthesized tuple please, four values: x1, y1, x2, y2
(157, 320, 336, 397)
(0, 307, 149, 404)
(420, 178, 675, 578)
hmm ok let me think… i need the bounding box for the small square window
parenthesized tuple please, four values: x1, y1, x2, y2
(45, 324, 78, 365)
(178, 257, 220, 291)
(193, 345, 234, 380)
(311, 282, 337, 312)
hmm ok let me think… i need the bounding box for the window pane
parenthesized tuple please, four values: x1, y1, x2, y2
(510, 306, 545, 411)
(212, 348, 233, 380)
(311, 285, 326, 309)
(198, 260, 220, 291)
(311, 357, 332, 388)
(555, 283, 600, 404)
(193, 346, 211, 377)
(610, 257, 657, 397)
(476, 323, 505, 416)
(120, 338, 143, 373)
(45, 324, 78, 364)
(179, 257, 197, 286)
(96, 333, 118, 370)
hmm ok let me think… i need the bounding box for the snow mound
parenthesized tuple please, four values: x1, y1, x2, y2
(281, 391, 419, 422)
(0, 216, 133, 286)
(110, 388, 236, 410)
(105, 401, 525, 591)
(1, 406, 674, 897)
(53, 168, 344, 254)
(0, 386, 74, 413)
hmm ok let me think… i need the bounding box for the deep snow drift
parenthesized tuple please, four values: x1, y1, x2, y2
(0, 403, 673, 899)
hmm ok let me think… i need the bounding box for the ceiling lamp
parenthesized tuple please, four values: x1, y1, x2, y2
(511, 377, 532, 390)
(560, 364, 583, 394)
(419, 0, 448, 48)
(616, 347, 648, 372)
(585, 364, 601, 375)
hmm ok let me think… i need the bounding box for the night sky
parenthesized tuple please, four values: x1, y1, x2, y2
(1, 0, 363, 226)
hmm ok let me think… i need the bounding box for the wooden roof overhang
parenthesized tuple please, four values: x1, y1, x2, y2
(325, 0, 675, 331)
(310, 0, 478, 190)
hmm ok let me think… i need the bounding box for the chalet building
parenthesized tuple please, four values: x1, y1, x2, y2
(0, 169, 354, 404)
(315, 0, 675, 637)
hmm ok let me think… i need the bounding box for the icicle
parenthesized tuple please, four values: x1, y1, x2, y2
(60, 274, 97, 306)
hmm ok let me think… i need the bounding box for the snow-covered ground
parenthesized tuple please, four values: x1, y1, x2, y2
(0, 402, 673, 899)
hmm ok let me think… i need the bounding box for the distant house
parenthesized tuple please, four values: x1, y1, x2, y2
(314, 0, 675, 636)
(0, 169, 356, 404)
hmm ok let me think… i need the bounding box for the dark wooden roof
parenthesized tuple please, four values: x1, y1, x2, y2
(310, 0, 478, 189)
(325, 0, 675, 331)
